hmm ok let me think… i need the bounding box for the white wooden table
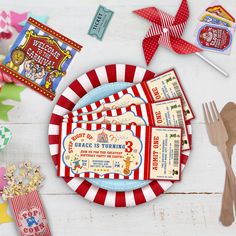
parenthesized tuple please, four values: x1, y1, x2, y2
(1, 0, 236, 235)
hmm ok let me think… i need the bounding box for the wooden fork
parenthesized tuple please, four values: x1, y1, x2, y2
(203, 101, 236, 222)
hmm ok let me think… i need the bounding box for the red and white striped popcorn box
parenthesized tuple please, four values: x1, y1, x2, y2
(64, 69, 194, 122)
(58, 122, 182, 181)
(63, 97, 191, 151)
(9, 191, 51, 236)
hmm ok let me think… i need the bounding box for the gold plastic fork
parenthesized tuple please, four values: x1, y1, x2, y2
(203, 101, 236, 221)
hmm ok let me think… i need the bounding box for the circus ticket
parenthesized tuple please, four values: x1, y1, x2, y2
(63, 98, 191, 151)
(88, 5, 114, 40)
(64, 69, 194, 121)
(58, 123, 182, 181)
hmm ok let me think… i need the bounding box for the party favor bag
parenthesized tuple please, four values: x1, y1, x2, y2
(9, 190, 51, 236)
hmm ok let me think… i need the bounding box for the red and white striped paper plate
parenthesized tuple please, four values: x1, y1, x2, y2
(48, 64, 192, 207)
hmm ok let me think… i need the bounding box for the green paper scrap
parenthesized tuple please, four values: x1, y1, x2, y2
(0, 126, 12, 150)
(0, 84, 25, 121)
(0, 104, 13, 121)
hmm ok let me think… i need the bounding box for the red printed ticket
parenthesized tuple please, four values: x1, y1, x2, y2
(63, 98, 191, 151)
(58, 123, 182, 181)
(64, 69, 194, 121)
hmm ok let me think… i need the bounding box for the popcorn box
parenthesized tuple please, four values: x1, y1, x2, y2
(63, 98, 191, 151)
(58, 123, 182, 181)
(64, 69, 194, 121)
(9, 191, 51, 236)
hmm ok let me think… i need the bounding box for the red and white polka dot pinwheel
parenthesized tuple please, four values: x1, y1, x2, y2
(133, 0, 202, 65)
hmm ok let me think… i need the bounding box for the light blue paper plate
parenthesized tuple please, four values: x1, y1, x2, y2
(74, 82, 151, 192)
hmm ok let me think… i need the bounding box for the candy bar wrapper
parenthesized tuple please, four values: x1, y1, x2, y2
(199, 11, 236, 28)
(9, 191, 51, 236)
(58, 123, 182, 181)
(64, 69, 194, 121)
(64, 98, 191, 151)
(205, 0, 235, 23)
(195, 22, 234, 54)
(0, 17, 82, 100)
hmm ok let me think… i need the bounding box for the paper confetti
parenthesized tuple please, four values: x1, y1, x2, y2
(0, 127, 12, 150)
(0, 202, 13, 224)
(0, 11, 28, 39)
(0, 83, 25, 121)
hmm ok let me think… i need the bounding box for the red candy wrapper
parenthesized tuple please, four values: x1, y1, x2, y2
(9, 191, 51, 236)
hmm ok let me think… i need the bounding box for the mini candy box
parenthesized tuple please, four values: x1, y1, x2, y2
(63, 98, 191, 151)
(64, 69, 194, 121)
(205, 0, 235, 23)
(0, 17, 82, 100)
(2, 162, 51, 236)
(195, 22, 234, 54)
(199, 12, 236, 28)
(58, 123, 182, 181)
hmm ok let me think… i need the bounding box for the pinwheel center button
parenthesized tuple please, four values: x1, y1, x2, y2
(162, 28, 168, 33)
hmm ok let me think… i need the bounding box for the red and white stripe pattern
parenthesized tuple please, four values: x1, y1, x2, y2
(58, 123, 182, 180)
(63, 98, 191, 151)
(64, 69, 194, 122)
(9, 191, 51, 236)
(48, 64, 192, 207)
(64, 81, 150, 118)
(146, 10, 185, 49)
(49, 64, 155, 166)
(133, 0, 201, 65)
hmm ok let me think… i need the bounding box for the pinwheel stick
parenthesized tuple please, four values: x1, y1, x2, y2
(133, 1, 229, 77)
(195, 52, 229, 77)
